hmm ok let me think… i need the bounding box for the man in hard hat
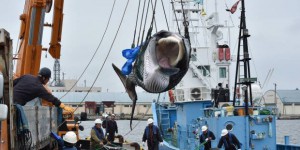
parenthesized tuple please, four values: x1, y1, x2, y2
(90, 119, 109, 150)
(199, 125, 215, 150)
(13, 67, 74, 112)
(142, 118, 163, 150)
(62, 131, 78, 150)
(106, 114, 118, 142)
(217, 129, 241, 150)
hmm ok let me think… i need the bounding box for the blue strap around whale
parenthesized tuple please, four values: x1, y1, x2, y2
(121, 45, 140, 75)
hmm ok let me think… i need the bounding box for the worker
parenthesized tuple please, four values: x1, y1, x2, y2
(142, 118, 163, 150)
(106, 114, 118, 142)
(62, 131, 78, 150)
(102, 113, 109, 129)
(13, 67, 74, 112)
(199, 125, 215, 150)
(217, 129, 241, 150)
(90, 119, 109, 150)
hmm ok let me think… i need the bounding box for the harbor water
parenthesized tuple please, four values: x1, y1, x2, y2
(79, 119, 300, 145)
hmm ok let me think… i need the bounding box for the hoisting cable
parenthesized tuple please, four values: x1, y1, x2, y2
(180, 0, 192, 58)
(140, 0, 152, 45)
(58, 0, 116, 99)
(150, 0, 158, 33)
(136, 0, 148, 46)
(160, 0, 170, 31)
(123, 93, 159, 137)
(57, 0, 130, 127)
(171, 0, 181, 35)
(140, 0, 158, 46)
(180, 0, 191, 43)
(131, 0, 142, 48)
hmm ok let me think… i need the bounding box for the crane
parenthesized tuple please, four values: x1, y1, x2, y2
(0, 0, 82, 149)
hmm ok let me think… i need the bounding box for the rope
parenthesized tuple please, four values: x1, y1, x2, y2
(160, 0, 170, 31)
(58, 0, 130, 127)
(123, 98, 153, 137)
(131, 0, 142, 48)
(13, 38, 20, 66)
(58, 0, 117, 99)
(171, 0, 181, 35)
(72, 0, 130, 114)
(223, 0, 235, 26)
(180, 0, 190, 41)
(150, 0, 158, 33)
(136, 0, 148, 45)
(140, 0, 151, 45)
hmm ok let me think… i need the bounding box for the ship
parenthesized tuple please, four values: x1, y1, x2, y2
(152, 0, 300, 150)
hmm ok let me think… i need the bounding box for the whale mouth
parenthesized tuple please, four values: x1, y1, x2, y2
(156, 35, 184, 69)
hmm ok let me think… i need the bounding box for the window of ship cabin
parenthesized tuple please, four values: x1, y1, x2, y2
(197, 65, 210, 76)
(219, 67, 226, 78)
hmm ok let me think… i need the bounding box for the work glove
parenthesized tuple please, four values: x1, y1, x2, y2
(205, 138, 209, 142)
(160, 142, 164, 146)
(59, 103, 74, 113)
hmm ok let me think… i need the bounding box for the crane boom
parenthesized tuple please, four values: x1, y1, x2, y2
(16, 0, 63, 77)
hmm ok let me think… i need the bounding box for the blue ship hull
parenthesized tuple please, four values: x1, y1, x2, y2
(152, 101, 300, 150)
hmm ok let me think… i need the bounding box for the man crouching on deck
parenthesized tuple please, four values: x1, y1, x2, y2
(90, 119, 110, 150)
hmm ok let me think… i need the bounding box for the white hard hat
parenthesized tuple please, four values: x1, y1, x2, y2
(147, 118, 154, 124)
(102, 113, 108, 118)
(111, 114, 115, 116)
(201, 126, 208, 131)
(221, 129, 228, 136)
(95, 119, 102, 124)
(63, 131, 77, 144)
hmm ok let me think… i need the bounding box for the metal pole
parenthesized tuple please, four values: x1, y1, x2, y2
(274, 83, 277, 106)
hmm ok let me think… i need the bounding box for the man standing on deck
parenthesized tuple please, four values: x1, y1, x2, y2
(106, 114, 118, 142)
(217, 129, 241, 150)
(199, 125, 216, 150)
(142, 118, 163, 150)
(13, 67, 74, 112)
(90, 119, 109, 150)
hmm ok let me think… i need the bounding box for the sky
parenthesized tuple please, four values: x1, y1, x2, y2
(0, 0, 300, 93)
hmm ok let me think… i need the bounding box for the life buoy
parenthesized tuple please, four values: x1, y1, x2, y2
(218, 48, 224, 61)
(168, 90, 175, 103)
(225, 47, 230, 61)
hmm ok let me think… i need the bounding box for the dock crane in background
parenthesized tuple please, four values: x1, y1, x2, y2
(261, 68, 274, 90)
(0, 0, 83, 149)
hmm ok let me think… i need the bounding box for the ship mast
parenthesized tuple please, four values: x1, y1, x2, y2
(233, 0, 253, 116)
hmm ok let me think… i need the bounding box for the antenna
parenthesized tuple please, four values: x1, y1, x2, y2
(50, 59, 64, 87)
(233, 0, 253, 116)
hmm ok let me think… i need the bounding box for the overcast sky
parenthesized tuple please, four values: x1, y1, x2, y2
(1, 0, 300, 93)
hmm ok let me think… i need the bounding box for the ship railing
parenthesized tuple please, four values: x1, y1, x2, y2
(203, 105, 278, 118)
